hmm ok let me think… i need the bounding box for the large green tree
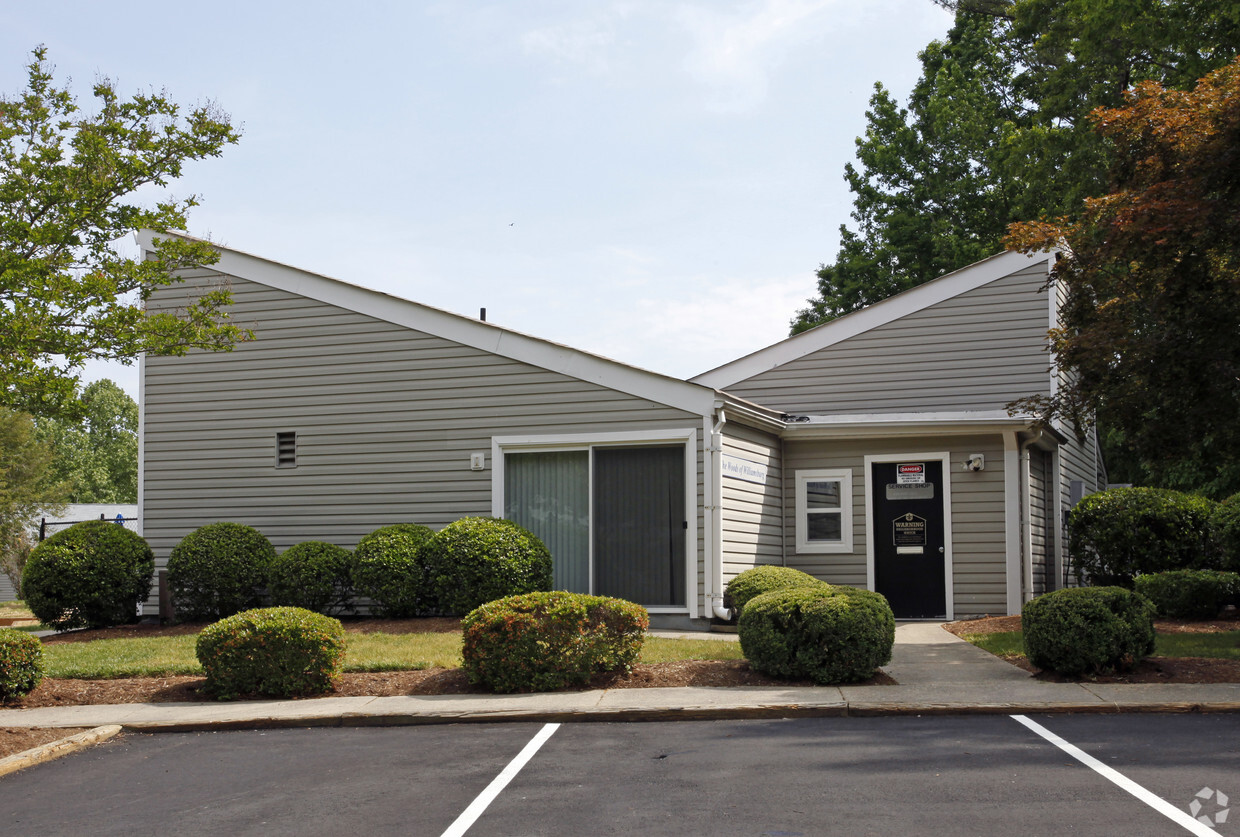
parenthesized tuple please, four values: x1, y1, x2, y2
(0, 409, 67, 595)
(1007, 58, 1240, 497)
(792, 0, 1240, 332)
(36, 379, 137, 504)
(0, 47, 248, 420)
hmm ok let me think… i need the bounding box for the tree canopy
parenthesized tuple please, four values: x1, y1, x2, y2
(36, 378, 137, 504)
(792, 0, 1240, 332)
(0, 47, 248, 420)
(1007, 57, 1240, 498)
(0, 408, 67, 593)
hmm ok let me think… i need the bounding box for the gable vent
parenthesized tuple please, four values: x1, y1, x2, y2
(275, 431, 297, 468)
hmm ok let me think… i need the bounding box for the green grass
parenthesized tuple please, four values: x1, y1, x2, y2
(0, 600, 34, 620)
(38, 630, 743, 679)
(963, 629, 1240, 660)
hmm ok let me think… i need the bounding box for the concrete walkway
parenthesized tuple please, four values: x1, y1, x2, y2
(2, 624, 1238, 734)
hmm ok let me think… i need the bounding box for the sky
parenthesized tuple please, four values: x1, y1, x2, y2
(4, 1, 954, 399)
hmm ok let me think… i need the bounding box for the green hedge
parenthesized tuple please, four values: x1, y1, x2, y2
(1208, 495, 1240, 573)
(1069, 487, 1215, 584)
(268, 541, 354, 616)
(1022, 587, 1156, 676)
(0, 628, 43, 700)
(462, 592, 648, 693)
(195, 607, 346, 700)
(423, 518, 553, 615)
(22, 521, 155, 631)
(168, 523, 276, 621)
(738, 586, 895, 684)
(1133, 570, 1240, 619)
(723, 566, 828, 617)
(350, 524, 436, 617)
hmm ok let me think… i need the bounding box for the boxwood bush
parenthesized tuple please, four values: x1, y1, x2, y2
(1069, 487, 1215, 585)
(350, 524, 436, 617)
(268, 541, 354, 616)
(0, 628, 43, 700)
(723, 566, 828, 617)
(195, 607, 346, 700)
(22, 520, 155, 630)
(168, 522, 276, 621)
(423, 518, 553, 615)
(1022, 587, 1156, 676)
(738, 585, 895, 684)
(1208, 495, 1240, 572)
(462, 591, 648, 693)
(1133, 570, 1240, 619)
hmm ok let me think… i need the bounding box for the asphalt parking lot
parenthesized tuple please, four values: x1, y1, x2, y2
(2, 714, 1237, 836)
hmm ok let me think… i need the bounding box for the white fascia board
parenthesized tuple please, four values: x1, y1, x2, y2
(692, 250, 1055, 389)
(136, 230, 717, 417)
(778, 410, 1069, 441)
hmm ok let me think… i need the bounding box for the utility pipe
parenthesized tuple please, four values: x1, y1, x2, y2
(708, 408, 731, 621)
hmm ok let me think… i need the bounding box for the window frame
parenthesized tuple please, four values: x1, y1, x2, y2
(795, 468, 853, 554)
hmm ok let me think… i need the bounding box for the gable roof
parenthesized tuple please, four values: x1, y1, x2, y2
(691, 249, 1055, 390)
(137, 230, 722, 417)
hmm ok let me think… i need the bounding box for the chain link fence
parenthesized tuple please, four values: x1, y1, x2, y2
(39, 514, 139, 540)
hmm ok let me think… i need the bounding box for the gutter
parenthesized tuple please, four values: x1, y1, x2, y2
(706, 406, 731, 621)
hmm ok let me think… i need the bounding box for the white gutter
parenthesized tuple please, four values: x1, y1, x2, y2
(706, 407, 731, 621)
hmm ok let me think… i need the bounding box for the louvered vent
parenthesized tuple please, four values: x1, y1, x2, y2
(276, 431, 297, 468)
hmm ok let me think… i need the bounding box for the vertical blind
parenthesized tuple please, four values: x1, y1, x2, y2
(504, 451, 590, 593)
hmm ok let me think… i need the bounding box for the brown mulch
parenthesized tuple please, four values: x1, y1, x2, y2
(941, 613, 1240, 685)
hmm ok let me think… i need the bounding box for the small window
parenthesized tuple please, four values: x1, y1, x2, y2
(795, 469, 852, 553)
(275, 431, 297, 468)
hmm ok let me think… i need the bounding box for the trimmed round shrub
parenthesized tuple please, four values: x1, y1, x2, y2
(738, 586, 895, 684)
(1133, 570, 1240, 619)
(1069, 487, 1216, 585)
(22, 520, 155, 631)
(462, 591, 648, 693)
(167, 523, 276, 621)
(1208, 495, 1240, 572)
(724, 566, 828, 617)
(350, 524, 435, 617)
(422, 518, 553, 615)
(195, 606, 346, 700)
(268, 541, 354, 616)
(1022, 587, 1156, 676)
(0, 628, 43, 700)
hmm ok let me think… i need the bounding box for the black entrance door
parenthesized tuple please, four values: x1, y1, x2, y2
(871, 460, 946, 619)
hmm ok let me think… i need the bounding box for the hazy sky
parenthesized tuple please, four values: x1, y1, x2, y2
(5, 1, 954, 397)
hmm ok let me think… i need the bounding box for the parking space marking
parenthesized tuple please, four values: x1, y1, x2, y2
(1011, 714, 1223, 837)
(440, 722, 561, 837)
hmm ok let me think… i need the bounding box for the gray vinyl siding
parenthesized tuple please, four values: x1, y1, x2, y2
(1030, 448, 1052, 595)
(142, 269, 706, 609)
(725, 263, 1053, 415)
(1058, 425, 1104, 586)
(784, 434, 1009, 618)
(719, 423, 783, 585)
(0, 573, 14, 602)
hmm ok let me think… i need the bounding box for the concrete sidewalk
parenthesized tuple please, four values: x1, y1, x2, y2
(3, 623, 1239, 733)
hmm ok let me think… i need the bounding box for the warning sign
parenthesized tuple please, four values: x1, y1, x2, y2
(893, 512, 927, 547)
(896, 463, 926, 485)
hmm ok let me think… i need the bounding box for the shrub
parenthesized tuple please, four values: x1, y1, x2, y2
(738, 585, 895, 684)
(462, 591, 648, 693)
(1133, 570, 1240, 619)
(22, 521, 155, 630)
(0, 628, 43, 700)
(1022, 587, 1156, 676)
(195, 607, 346, 700)
(422, 518, 553, 615)
(351, 524, 436, 617)
(268, 541, 354, 616)
(1069, 487, 1216, 585)
(724, 566, 828, 617)
(167, 522, 276, 621)
(1208, 495, 1240, 573)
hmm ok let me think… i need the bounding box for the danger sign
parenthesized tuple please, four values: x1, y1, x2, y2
(896, 463, 925, 484)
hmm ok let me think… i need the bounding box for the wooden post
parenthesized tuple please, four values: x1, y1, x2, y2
(158, 570, 174, 624)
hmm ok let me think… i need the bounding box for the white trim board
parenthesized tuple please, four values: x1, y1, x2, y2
(136, 230, 717, 417)
(692, 250, 1055, 389)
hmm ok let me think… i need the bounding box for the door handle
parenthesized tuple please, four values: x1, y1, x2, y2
(938, 547, 945, 554)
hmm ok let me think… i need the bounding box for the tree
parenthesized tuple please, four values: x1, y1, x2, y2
(0, 409, 68, 595)
(36, 379, 137, 503)
(1006, 57, 1240, 498)
(792, 0, 1240, 332)
(0, 47, 249, 420)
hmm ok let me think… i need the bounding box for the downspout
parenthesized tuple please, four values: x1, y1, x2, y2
(708, 408, 731, 621)
(1020, 430, 1044, 603)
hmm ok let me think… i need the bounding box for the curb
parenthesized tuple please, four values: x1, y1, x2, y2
(0, 725, 123, 778)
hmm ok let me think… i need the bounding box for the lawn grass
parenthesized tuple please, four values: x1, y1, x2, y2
(963, 629, 1240, 660)
(0, 600, 34, 620)
(39, 630, 743, 679)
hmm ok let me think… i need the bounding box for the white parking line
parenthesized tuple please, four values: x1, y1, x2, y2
(1010, 715, 1223, 837)
(440, 722, 561, 837)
